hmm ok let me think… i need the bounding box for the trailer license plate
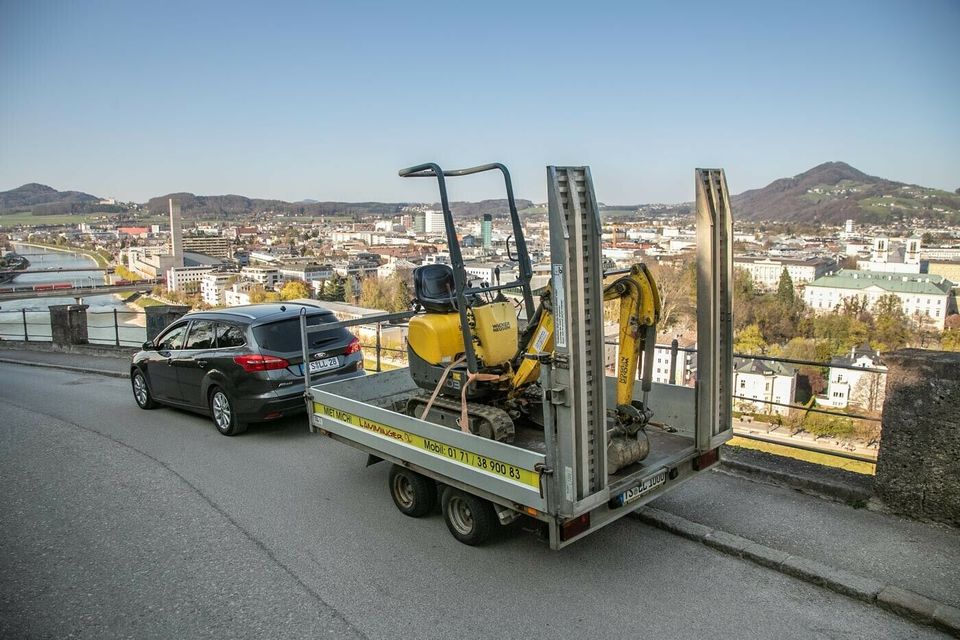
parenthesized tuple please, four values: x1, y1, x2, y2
(308, 357, 339, 374)
(619, 469, 667, 506)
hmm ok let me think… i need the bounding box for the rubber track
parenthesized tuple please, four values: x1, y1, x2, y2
(405, 392, 515, 443)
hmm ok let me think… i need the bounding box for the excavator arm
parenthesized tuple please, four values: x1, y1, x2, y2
(604, 264, 661, 432)
(510, 264, 661, 433)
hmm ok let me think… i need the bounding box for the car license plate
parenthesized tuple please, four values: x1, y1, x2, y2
(617, 469, 667, 507)
(308, 356, 339, 374)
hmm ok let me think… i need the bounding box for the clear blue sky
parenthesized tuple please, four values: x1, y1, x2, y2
(1, 0, 958, 205)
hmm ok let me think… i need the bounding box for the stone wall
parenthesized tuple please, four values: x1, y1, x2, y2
(875, 349, 960, 526)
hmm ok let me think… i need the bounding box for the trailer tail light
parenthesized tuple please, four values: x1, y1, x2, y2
(344, 337, 361, 355)
(233, 354, 290, 372)
(693, 447, 720, 471)
(560, 514, 590, 541)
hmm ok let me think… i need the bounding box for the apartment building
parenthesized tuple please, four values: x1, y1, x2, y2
(166, 265, 216, 293)
(804, 270, 955, 329)
(734, 255, 837, 290)
(201, 272, 236, 306)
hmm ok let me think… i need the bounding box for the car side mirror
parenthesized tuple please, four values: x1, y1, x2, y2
(142, 341, 156, 350)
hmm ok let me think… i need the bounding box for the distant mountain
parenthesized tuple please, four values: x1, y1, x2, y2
(145, 193, 534, 219)
(0, 183, 100, 214)
(732, 162, 960, 224)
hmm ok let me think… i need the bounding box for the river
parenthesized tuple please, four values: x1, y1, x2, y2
(0, 244, 147, 346)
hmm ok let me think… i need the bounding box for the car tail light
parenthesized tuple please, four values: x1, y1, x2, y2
(233, 354, 290, 372)
(560, 513, 590, 541)
(344, 337, 361, 355)
(693, 447, 720, 471)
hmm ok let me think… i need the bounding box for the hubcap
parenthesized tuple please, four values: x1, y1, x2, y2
(393, 475, 414, 508)
(133, 374, 148, 405)
(212, 392, 231, 430)
(448, 496, 474, 535)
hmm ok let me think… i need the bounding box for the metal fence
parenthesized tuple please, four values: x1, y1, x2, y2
(0, 307, 882, 463)
(0, 308, 148, 347)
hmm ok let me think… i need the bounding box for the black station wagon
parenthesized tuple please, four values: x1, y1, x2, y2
(130, 302, 364, 435)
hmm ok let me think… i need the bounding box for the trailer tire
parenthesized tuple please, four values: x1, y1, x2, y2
(441, 488, 496, 546)
(388, 465, 435, 517)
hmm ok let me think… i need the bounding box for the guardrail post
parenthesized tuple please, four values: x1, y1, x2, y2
(375, 322, 382, 372)
(114, 308, 120, 346)
(49, 304, 89, 346)
(669, 338, 678, 385)
(22, 309, 28, 341)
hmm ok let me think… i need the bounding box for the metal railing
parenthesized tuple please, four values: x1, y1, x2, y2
(602, 338, 884, 463)
(0, 308, 148, 347)
(1, 305, 883, 464)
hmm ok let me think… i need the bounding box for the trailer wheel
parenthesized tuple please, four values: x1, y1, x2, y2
(441, 488, 496, 546)
(388, 465, 436, 517)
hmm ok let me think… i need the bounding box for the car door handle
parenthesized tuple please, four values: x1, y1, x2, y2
(196, 360, 208, 368)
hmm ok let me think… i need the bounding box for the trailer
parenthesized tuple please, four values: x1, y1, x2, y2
(303, 166, 733, 549)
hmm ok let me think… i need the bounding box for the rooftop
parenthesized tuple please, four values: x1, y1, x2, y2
(806, 269, 954, 295)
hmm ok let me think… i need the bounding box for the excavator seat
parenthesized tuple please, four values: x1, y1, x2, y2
(413, 264, 456, 313)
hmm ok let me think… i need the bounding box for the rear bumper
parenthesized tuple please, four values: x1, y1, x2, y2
(236, 369, 365, 422)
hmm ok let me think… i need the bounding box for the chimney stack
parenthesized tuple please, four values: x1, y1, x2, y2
(169, 198, 184, 267)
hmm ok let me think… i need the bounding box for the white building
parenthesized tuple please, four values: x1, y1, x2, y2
(224, 281, 257, 307)
(819, 345, 887, 412)
(464, 262, 513, 287)
(201, 272, 236, 306)
(734, 255, 837, 290)
(278, 263, 335, 282)
(240, 266, 281, 288)
(733, 358, 797, 417)
(424, 210, 445, 234)
(856, 236, 921, 273)
(803, 269, 955, 330)
(650, 340, 697, 386)
(165, 265, 216, 293)
(377, 258, 417, 280)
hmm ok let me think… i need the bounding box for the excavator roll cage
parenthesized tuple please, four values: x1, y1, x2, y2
(398, 163, 535, 375)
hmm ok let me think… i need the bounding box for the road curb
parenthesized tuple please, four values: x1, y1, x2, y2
(0, 357, 129, 379)
(634, 506, 960, 637)
(718, 447, 873, 506)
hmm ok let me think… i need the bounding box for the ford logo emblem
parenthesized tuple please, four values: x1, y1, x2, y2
(312, 352, 328, 359)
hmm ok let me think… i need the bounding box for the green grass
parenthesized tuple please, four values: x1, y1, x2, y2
(132, 296, 165, 308)
(727, 436, 876, 475)
(0, 212, 110, 227)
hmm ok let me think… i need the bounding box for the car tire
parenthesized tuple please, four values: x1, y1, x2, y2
(440, 487, 496, 546)
(209, 386, 246, 436)
(131, 369, 157, 409)
(388, 465, 436, 517)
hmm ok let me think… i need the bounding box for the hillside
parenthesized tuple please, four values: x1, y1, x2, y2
(0, 183, 100, 215)
(732, 162, 960, 224)
(145, 193, 533, 219)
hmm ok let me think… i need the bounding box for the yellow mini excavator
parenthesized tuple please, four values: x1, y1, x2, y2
(399, 162, 661, 469)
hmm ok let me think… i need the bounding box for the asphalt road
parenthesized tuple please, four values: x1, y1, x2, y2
(0, 363, 946, 639)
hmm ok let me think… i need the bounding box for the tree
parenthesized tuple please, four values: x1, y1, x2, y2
(249, 285, 281, 303)
(942, 328, 960, 352)
(872, 294, 911, 351)
(776, 268, 795, 305)
(650, 260, 696, 330)
(734, 324, 767, 355)
(280, 279, 311, 300)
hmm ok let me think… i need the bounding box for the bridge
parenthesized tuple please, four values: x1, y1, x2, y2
(0, 280, 158, 301)
(0, 267, 115, 276)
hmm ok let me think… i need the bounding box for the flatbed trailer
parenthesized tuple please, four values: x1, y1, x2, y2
(304, 166, 734, 549)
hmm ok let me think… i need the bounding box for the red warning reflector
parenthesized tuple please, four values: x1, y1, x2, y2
(560, 513, 590, 541)
(693, 447, 720, 471)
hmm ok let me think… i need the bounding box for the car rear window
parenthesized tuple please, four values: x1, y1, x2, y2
(252, 314, 349, 352)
